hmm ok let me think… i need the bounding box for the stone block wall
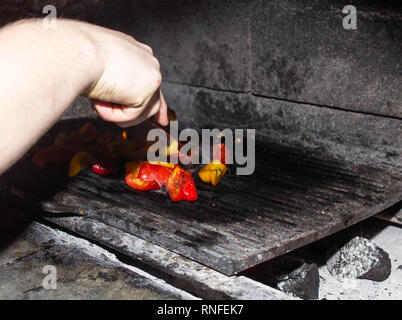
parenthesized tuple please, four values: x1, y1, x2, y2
(0, 0, 401, 166)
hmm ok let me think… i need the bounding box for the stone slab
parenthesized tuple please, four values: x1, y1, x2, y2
(45, 215, 291, 300)
(0, 208, 197, 300)
(2, 117, 401, 275)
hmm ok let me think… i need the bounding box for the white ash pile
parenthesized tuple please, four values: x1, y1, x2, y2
(243, 216, 402, 300)
(326, 236, 391, 282)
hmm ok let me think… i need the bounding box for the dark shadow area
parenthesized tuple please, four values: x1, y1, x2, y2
(0, 207, 33, 258)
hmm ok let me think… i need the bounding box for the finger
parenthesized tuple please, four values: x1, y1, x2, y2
(138, 43, 154, 55)
(153, 91, 168, 126)
(115, 91, 162, 128)
(91, 99, 147, 123)
(123, 34, 154, 55)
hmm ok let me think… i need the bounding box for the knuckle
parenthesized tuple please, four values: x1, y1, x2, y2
(122, 107, 140, 120)
(143, 44, 153, 55)
(152, 56, 161, 69)
(130, 97, 144, 107)
(150, 69, 162, 87)
(154, 68, 162, 81)
(126, 34, 136, 42)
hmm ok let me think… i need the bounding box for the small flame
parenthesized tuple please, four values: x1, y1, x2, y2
(122, 130, 127, 140)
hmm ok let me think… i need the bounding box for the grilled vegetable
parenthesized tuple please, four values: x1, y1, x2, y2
(125, 160, 146, 175)
(125, 161, 197, 201)
(138, 163, 174, 186)
(125, 161, 160, 191)
(147, 139, 180, 159)
(125, 173, 160, 191)
(91, 156, 117, 176)
(68, 152, 96, 177)
(148, 161, 176, 168)
(198, 159, 228, 186)
(167, 166, 197, 202)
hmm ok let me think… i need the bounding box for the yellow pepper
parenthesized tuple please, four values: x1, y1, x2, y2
(166, 140, 179, 156)
(148, 161, 176, 168)
(198, 160, 228, 186)
(146, 139, 179, 159)
(126, 161, 175, 175)
(68, 152, 96, 177)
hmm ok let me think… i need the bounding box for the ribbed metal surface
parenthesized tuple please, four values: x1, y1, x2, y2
(2, 119, 401, 275)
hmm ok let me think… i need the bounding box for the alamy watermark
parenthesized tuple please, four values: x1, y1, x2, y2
(343, 5, 357, 29)
(42, 265, 57, 289)
(146, 121, 256, 176)
(42, 5, 57, 30)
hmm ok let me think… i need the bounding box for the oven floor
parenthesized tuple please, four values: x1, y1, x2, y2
(2, 119, 402, 275)
(317, 222, 402, 300)
(0, 208, 197, 300)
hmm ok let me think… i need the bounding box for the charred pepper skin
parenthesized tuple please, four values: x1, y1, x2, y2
(167, 166, 197, 202)
(198, 160, 228, 186)
(34, 121, 200, 202)
(125, 173, 160, 191)
(198, 142, 230, 186)
(125, 161, 197, 202)
(138, 163, 173, 186)
(125, 161, 161, 191)
(91, 156, 117, 176)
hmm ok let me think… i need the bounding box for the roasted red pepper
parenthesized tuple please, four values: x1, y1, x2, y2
(167, 166, 197, 202)
(125, 161, 160, 191)
(125, 173, 160, 191)
(138, 163, 174, 187)
(125, 161, 197, 201)
(91, 156, 117, 176)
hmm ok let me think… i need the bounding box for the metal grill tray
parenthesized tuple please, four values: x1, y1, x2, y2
(2, 119, 401, 275)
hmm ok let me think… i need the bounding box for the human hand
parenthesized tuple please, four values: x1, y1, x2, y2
(83, 23, 168, 127)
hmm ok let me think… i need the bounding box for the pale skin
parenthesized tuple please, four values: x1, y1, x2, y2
(0, 19, 168, 175)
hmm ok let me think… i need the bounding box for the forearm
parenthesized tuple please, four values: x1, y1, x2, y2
(0, 19, 101, 174)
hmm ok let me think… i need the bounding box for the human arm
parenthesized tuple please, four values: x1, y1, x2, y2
(0, 19, 167, 175)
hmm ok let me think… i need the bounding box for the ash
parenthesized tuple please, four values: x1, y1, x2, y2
(319, 224, 402, 300)
(243, 216, 402, 300)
